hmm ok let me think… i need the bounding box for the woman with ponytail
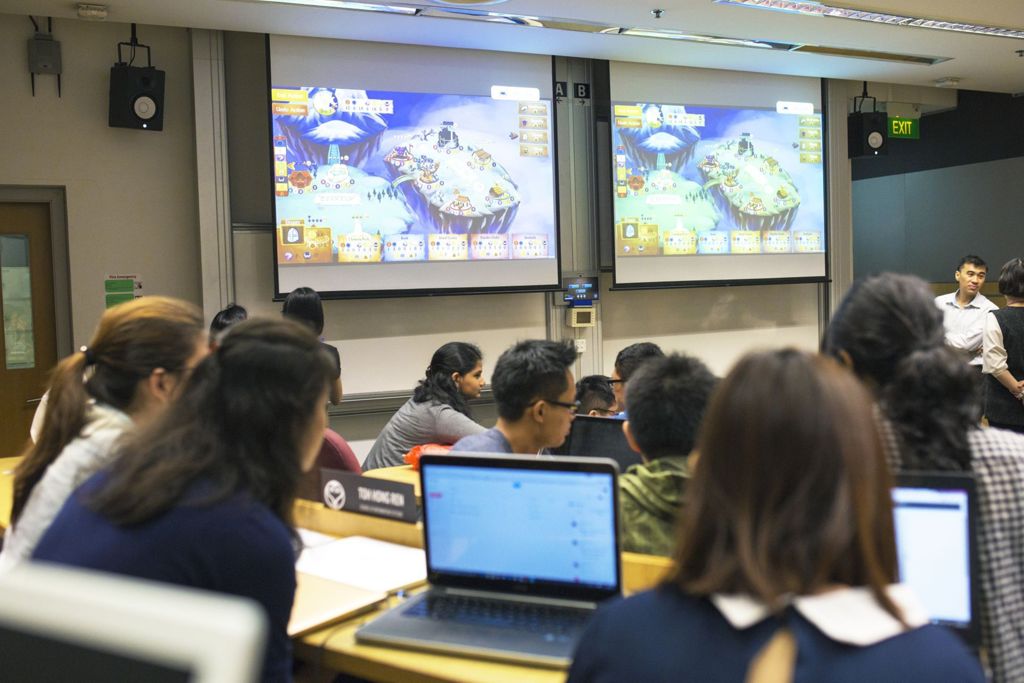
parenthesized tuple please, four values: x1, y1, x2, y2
(823, 273, 1024, 683)
(362, 341, 486, 471)
(33, 318, 332, 683)
(569, 350, 982, 683)
(0, 297, 205, 572)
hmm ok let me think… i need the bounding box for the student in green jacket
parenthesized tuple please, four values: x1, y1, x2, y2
(620, 354, 717, 556)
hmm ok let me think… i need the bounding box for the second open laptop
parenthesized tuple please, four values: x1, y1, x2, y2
(892, 471, 981, 649)
(355, 453, 622, 668)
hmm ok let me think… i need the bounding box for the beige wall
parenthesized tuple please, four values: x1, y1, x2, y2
(0, 15, 201, 346)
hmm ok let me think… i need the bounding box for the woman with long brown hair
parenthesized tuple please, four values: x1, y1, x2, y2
(33, 318, 333, 683)
(568, 350, 982, 682)
(0, 296, 205, 572)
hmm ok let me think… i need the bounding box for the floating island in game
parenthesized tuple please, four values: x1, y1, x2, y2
(617, 168, 721, 236)
(384, 123, 521, 234)
(697, 134, 801, 231)
(275, 88, 389, 169)
(293, 160, 414, 235)
(616, 104, 701, 172)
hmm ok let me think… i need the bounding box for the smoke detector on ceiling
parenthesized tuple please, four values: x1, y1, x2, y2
(77, 3, 108, 20)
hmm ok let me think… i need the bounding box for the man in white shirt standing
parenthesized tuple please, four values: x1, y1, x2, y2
(935, 255, 998, 368)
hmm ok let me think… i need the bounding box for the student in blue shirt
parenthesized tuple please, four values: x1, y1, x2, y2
(569, 349, 983, 683)
(33, 318, 334, 683)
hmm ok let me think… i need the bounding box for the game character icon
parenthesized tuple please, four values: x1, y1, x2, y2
(310, 88, 339, 116)
(737, 133, 755, 157)
(438, 122, 459, 149)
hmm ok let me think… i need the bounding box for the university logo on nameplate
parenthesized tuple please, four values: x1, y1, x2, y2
(319, 469, 417, 523)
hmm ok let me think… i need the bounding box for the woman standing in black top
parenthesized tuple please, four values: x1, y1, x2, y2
(983, 258, 1024, 433)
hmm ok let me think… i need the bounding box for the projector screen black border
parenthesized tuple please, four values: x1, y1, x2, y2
(265, 37, 564, 301)
(605, 76, 831, 292)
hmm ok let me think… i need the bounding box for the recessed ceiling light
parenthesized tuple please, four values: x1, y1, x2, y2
(714, 0, 1024, 40)
(235, 0, 950, 65)
(429, 0, 507, 5)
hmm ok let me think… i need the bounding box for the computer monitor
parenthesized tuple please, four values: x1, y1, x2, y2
(0, 562, 267, 682)
(892, 472, 981, 647)
(559, 415, 643, 471)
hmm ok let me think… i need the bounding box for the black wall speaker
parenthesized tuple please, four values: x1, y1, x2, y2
(848, 111, 887, 158)
(109, 65, 165, 131)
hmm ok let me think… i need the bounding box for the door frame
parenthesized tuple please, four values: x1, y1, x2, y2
(0, 187, 73, 358)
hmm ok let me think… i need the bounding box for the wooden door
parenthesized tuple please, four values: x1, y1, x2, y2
(0, 203, 57, 458)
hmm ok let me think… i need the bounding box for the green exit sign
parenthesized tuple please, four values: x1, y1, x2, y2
(889, 116, 919, 139)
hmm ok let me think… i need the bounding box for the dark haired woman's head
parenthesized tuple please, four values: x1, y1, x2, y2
(89, 318, 334, 530)
(282, 286, 325, 336)
(822, 273, 944, 390)
(822, 273, 976, 469)
(998, 257, 1024, 300)
(412, 342, 484, 415)
(672, 350, 900, 619)
(13, 296, 206, 525)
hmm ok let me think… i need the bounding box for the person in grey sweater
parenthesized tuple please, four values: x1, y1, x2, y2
(362, 342, 486, 471)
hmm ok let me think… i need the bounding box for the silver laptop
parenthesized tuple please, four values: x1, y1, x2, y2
(893, 472, 981, 648)
(355, 453, 621, 668)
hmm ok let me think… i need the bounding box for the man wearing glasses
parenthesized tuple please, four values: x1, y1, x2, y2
(609, 342, 665, 417)
(450, 340, 578, 455)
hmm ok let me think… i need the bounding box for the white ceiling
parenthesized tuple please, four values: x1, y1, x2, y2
(4, 0, 1024, 93)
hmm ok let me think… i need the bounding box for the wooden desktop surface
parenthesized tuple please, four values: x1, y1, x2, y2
(292, 499, 674, 683)
(0, 456, 20, 530)
(362, 464, 421, 502)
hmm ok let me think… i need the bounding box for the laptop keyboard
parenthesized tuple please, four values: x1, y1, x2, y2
(406, 594, 592, 635)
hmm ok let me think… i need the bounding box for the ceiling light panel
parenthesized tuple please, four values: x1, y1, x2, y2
(238, 0, 950, 65)
(714, 0, 1024, 40)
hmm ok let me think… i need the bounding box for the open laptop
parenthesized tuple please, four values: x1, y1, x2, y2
(892, 472, 981, 648)
(355, 453, 621, 668)
(557, 415, 643, 471)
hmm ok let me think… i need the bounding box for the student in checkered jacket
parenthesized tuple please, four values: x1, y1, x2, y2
(823, 272, 1024, 683)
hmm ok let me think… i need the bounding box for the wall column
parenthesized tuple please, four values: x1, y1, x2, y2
(191, 29, 235, 316)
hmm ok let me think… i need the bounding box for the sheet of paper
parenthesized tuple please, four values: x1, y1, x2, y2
(297, 527, 340, 550)
(295, 535, 427, 593)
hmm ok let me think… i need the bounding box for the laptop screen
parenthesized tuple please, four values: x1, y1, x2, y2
(421, 458, 619, 599)
(892, 476, 977, 641)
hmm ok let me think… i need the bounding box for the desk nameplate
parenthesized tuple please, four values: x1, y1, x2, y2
(320, 469, 418, 523)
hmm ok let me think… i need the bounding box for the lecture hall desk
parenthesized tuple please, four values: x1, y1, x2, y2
(292, 499, 673, 683)
(0, 456, 20, 530)
(362, 464, 422, 505)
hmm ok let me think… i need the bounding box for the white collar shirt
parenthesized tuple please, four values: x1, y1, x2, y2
(936, 291, 998, 366)
(711, 584, 929, 647)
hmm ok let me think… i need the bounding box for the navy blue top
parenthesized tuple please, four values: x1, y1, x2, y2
(568, 586, 984, 683)
(34, 475, 297, 683)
